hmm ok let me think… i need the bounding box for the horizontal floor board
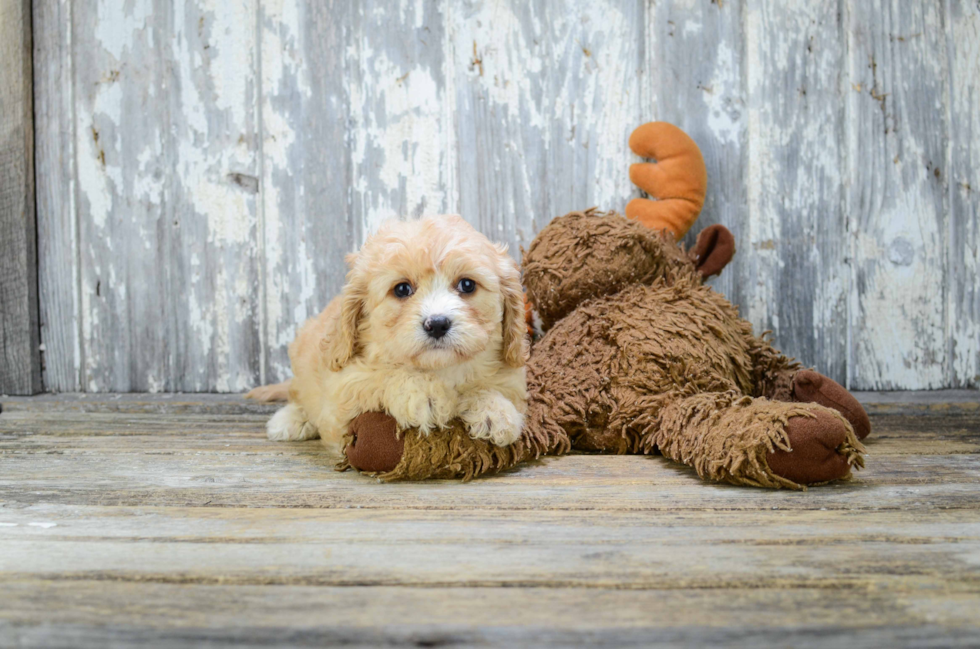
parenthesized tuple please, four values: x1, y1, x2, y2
(0, 393, 281, 415)
(4, 504, 979, 543)
(1, 428, 976, 456)
(2, 409, 977, 455)
(3, 389, 977, 415)
(0, 455, 980, 511)
(1, 582, 978, 649)
(1, 506, 978, 591)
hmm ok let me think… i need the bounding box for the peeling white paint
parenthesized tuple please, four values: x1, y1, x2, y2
(94, 0, 153, 61)
(348, 28, 450, 236)
(459, 3, 546, 130)
(202, 0, 254, 131)
(705, 42, 741, 146)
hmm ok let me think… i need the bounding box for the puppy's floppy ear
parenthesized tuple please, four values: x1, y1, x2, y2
(498, 251, 529, 368)
(323, 259, 365, 372)
(325, 284, 363, 371)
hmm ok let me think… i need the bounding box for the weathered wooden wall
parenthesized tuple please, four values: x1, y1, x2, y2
(31, 0, 980, 393)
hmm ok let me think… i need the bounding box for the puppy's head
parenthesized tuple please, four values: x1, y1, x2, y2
(327, 215, 527, 372)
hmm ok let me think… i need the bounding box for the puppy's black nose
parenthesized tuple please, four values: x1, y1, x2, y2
(423, 315, 452, 339)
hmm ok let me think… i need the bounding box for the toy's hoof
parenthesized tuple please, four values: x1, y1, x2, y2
(793, 370, 871, 440)
(346, 412, 404, 473)
(766, 410, 852, 485)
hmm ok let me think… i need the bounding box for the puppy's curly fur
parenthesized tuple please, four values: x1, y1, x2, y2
(248, 215, 528, 453)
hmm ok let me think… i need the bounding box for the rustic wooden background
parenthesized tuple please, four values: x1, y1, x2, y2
(30, 0, 979, 394)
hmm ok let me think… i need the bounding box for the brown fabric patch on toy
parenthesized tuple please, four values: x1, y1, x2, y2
(760, 368, 872, 441)
(343, 412, 404, 473)
(766, 408, 863, 485)
(791, 369, 872, 440)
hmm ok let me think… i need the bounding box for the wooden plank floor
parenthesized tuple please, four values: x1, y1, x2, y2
(1, 392, 979, 648)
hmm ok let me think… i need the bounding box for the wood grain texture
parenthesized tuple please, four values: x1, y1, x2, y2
(3, 583, 978, 648)
(946, 0, 980, 388)
(846, 0, 950, 389)
(33, 0, 80, 393)
(0, 0, 42, 395)
(745, 1, 848, 384)
(0, 393, 979, 646)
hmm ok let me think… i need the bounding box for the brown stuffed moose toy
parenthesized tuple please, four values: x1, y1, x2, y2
(342, 205, 870, 488)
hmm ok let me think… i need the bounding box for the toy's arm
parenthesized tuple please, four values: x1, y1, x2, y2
(340, 413, 557, 482)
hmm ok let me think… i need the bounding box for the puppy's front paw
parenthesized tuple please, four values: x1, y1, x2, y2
(267, 404, 319, 441)
(461, 392, 524, 447)
(386, 381, 456, 434)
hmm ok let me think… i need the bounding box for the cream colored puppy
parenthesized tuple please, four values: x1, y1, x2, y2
(250, 214, 528, 453)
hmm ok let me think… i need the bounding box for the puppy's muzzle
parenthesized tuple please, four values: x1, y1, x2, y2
(423, 315, 452, 340)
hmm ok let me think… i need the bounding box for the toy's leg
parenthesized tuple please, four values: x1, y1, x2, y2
(749, 336, 871, 440)
(642, 391, 864, 489)
(766, 369, 871, 440)
(341, 402, 570, 481)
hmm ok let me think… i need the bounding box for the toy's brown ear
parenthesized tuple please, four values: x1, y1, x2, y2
(691, 224, 735, 278)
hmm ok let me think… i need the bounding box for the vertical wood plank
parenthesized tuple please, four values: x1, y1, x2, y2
(451, 0, 645, 255)
(34, 0, 81, 392)
(349, 0, 452, 235)
(167, 1, 261, 392)
(947, 0, 979, 388)
(743, 1, 847, 382)
(260, 0, 354, 382)
(73, 0, 177, 390)
(0, 0, 42, 395)
(846, 0, 949, 389)
(73, 0, 261, 391)
(645, 0, 745, 318)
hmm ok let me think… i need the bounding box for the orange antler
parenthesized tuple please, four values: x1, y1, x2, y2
(626, 122, 707, 239)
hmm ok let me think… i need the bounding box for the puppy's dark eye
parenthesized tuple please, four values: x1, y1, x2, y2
(456, 278, 477, 294)
(393, 282, 414, 298)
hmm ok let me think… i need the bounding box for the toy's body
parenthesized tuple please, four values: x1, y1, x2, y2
(343, 210, 870, 489)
